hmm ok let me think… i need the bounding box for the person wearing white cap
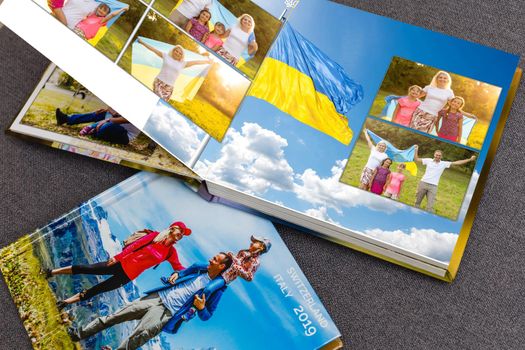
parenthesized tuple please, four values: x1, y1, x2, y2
(222, 235, 271, 284)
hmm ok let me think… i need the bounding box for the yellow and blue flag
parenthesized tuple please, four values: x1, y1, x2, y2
(367, 129, 418, 176)
(249, 23, 363, 145)
(131, 37, 211, 103)
(88, 0, 128, 46)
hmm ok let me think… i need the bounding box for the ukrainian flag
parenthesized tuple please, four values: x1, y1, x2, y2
(367, 129, 418, 176)
(249, 23, 363, 145)
(131, 37, 211, 103)
(88, 0, 128, 46)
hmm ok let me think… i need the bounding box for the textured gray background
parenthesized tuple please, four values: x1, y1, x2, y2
(0, 0, 524, 348)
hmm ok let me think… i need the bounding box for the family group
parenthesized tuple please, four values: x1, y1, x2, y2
(391, 71, 476, 143)
(360, 130, 476, 213)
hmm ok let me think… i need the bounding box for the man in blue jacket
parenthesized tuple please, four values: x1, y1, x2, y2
(68, 252, 233, 350)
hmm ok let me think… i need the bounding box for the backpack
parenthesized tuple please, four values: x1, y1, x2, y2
(123, 229, 155, 248)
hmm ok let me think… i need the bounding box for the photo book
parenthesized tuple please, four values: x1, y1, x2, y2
(0, 172, 342, 349)
(1, 0, 522, 281)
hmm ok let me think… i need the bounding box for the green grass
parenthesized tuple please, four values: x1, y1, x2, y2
(0, 237, 78, 349)
(21, 88, 156, 155)
(340, 140, 472, 220)
(20, 87, 196, 176)
(95, 22, 133, 62)
(369, 90, 391, 118)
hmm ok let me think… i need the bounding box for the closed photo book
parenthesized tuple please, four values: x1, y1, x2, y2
(0, 172, 342, 349)
(1, 0, 522, 280)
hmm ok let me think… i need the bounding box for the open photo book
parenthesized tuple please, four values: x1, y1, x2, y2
(1, 0, 522, 281)
(0, 172, 342, 349)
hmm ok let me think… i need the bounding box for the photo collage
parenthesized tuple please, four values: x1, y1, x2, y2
(340, 57, 502, 220)
(33, 0, 283, 141)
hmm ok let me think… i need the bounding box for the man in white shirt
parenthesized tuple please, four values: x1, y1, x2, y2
(169, 0, 212, 28)
(62, 0, 99, 29)
(414, 145, 476, 213)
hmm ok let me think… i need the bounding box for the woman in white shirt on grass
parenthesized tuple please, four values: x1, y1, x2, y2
(137, 38, 212, 101)
(360, 129, 389, 190)
(216, 14, 258, 66)
(409, 71, 455, 134)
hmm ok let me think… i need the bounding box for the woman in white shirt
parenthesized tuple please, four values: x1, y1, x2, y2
(409, 71, 455, 133)
(138, 38, 212, 101)
(216, 14, 258, 66)
(360, 129, 389, 190)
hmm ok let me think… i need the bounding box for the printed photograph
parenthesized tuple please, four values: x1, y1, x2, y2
(0, 173, 339, 350)
(369, 57, 502, 149)
(33, 0, 147, 61)
(340, 118, 478, 220)
(15, 67, 194, 176)
(118, 11, 251, 141)
(152, 0, 283, 79)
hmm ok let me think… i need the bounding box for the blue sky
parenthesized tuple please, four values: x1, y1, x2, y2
(97, 172, 339, 349)
(190, 0, 519, 262)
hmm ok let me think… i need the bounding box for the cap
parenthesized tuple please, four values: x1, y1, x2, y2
(170, 221, 192, 236)
(250, 235, 271, 253)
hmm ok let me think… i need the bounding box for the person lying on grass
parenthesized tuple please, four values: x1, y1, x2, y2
(56, 107, 140, 145)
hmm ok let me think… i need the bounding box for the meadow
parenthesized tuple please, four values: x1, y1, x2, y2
(20, 86, 195, 176)
(340, 141, 473, 220)
(0, 236, 76, 350)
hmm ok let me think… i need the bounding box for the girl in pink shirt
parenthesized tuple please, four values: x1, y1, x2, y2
(185, 9, 211, 42)
(384, 163, 406, 200)
(74, 3, 129, 40)
(48, 0, 67, 25)
(203, 22, 229, 51)
(392, 85, 421, 127)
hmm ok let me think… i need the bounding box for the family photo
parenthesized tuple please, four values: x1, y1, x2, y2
(152, 0, 282, 79)
(340, 118, 478, 220)
(369, 56, 502, 149)
(0, 174, 337, 349)
(35, 0, 147, 61)
(118, 11, 251, 141)
(16, 66, 193, 175)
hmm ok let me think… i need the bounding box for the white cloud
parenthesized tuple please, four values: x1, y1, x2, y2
(196, 123, 295, 194)
(304, 206, 340, 225)
(364, 227, 458, 262)
(457, 171, 480, 221)
(143, 102, 204, 163)
(294, 159, 406, 215)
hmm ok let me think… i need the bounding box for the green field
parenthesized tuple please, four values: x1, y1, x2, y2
(0, 237, 78, 350)
(95, 23, 133, 62)
(20, 86, 197, 177)
(21, 88, 154, 155)
(369, 89, 489, 149)
(340, 141, 472, 220)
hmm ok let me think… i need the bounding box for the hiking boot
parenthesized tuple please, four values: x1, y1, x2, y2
(56, 300, 68, 310)
(67, 326, 80, 342)
(41, 268, 53, 279)
(55, 108, 69, 125)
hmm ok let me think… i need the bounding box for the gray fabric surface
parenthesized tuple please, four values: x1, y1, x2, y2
(0, 0, 524, 348)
